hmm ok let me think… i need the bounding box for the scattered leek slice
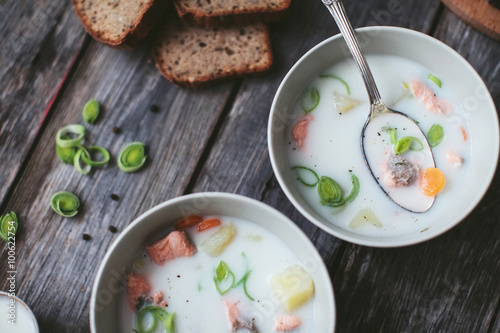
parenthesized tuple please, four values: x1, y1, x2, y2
(427, 124, 444, 148)
(332, 92, 361, 113)
(56, 137, 77, 165)
(394, 137, 412, 155)
(389, 128, 397, 144)
(136, 306, 175, 333)
(324, 174, 360, 207)
(51, 191, 80, 217)
(318, 176, 343, 205)
(74, 147, 91, 175)
(291, 166, 320, 187)
(408, 136, 424, 151)
(82, 99, 100, 124)
(301, 87, 320, 113)
(235, 252, 254, 301)
(319, 74, 350, 95)
(0, 212, 18, 242)
(213, 261, 236, 295)
(81, 146, 110, 166)
(56, 124, 85, 148)
(118, 142, 147, 172)
(428, 74, 442, 88)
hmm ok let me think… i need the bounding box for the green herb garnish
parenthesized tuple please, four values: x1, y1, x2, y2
(0, 212, 18, 242)
(56, 124, 85, 148)
(136, 306, 175, 333)
(291, 166, 320, 187)
(319, 74, 350, 95)
(394, 137, 412, 155)
(323, 174, 360, 207)
(301, 87, 320, 113)
(428, 74, 442, 88)
(318, 176, 343, 205)
(56, 137, 78, 164)
(82, 99, 100, 124)
(81, 146, 110, 167)
(74, 147, 91, 175)
(389, 128, 397, 144)
(118, 142, 147, 172)
(51, 191, 80, 217)
(213, 252, 254, 300)
(427, 124, 444, 148)
(408, 136, 424, 151)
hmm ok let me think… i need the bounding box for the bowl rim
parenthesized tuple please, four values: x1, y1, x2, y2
(89, 192, 336, 332)
(0, 291, 40, 332)
(268, 25, 499, 248)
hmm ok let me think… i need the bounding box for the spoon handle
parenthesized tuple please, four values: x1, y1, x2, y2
(322, 0, 383, 108)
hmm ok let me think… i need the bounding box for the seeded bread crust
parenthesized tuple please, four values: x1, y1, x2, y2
(73, 0, 169, 49)
(153, 17, 273, 88)
(173, 0, 291, 27)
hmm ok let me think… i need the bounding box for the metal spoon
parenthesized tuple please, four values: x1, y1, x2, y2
(322, 0, 436, 213)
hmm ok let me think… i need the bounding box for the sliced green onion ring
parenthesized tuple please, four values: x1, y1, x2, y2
(320, 74, 351, 95)
(0, 212, 18, 242)
(82, 99, 100, 124)
(118, 142, 147, 172)
(74, 147, 91, 175)
(324, 174, 360, 207)
(81, 146, 110, 167)
(427, 124, 444, 148)
(56, 137, 77, 165)
(51, 191, 80, 217)
(408, 137, 424, 151)
(291, 166, 320, 187)
(318, 176, 343, 205)
(56, 124, 85, 148)
(136, 306, 175, 333)
(389, 128, 397, 144)
(428, 74, 442, 88)
(394, 137, 412, 155)
(301, 87, 320, 113)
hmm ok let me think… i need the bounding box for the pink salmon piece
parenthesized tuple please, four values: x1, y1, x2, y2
(146, 230, 197, 265)
(291, 114, 313, 148)
(274, 315, 302, 331)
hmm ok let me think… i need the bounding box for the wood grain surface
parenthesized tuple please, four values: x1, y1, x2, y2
(0, 0, 499, 332)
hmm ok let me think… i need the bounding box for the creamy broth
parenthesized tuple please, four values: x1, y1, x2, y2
(121, 217, 316, 332)
(287, 55, 470, 236)
(0, 294, 37, 333)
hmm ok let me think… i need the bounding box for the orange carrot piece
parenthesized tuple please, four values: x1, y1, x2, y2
(460, 127, 468, 141)
(420, 167, 445, 197)
(175, 215, 203, 229)
(197, 218, 222, 232)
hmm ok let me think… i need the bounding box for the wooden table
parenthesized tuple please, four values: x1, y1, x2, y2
(1, 0, 499, 332)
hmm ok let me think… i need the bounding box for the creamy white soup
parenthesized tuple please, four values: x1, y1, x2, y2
(287, 55, 470, 236)
(121, 216, 316, 332)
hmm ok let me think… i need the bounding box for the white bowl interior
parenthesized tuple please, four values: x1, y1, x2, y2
(268, 26, 499, 247)
(90, 193, 335, 332)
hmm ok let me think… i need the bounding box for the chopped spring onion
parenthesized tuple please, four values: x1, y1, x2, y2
(74, 148, 91, 175)
(51, 191, 80, 217)
(301, 87, 320, 113)
(56, 137, 77, 165)
(389, 128, 397, 144)
(56, 124, 85, 148)
(320, 74, 350, 95)
(118, 142, 147, 172)
(292, 166, 320, 187)
(136, 306, 175, 333)
(0, 212, 18, 242)
(394, 137, 412, 155)
(408, 137, 424, 151)
(82, 99, 100, 124)
(235, 252, 254, 300)
(318, 176, 343, 205)
(81, 146, 110, 166)
(427, 124, 444, 148)
(324, 174, 360, 207)
(428, 74, 442, 88)
(213, 261, 236, 295)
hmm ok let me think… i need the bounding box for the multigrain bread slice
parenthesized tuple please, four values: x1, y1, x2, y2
(173, 0, 291, 27)
(73, 0, 169, 49)
(153, 17, 273, 88)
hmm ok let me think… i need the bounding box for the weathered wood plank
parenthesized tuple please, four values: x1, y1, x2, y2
(0, 37, 235, 332)
(332, 9, 500, 333)
(0, 0, 86, 206)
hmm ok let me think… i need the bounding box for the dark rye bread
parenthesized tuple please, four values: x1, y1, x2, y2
(73, 0, 169, 49)
(173, 0, 291, 27)
(153, 17, 273, 88)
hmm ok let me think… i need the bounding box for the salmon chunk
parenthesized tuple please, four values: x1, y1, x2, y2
(410, 79, 453, 115)
(146, 230, 197, 265)
(127, 272, 151, 310)
(224, 300, 259, 333)
(274, 315, 302, 331)
(383, 155, 420, 187)
(291, 115, 313, 149)
(446, 151, 464, 167)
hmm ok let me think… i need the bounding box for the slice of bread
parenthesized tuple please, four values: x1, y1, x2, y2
(153, 17, 273, 88)
(173, 0, 291, 27)
(73, 0, 169, 49)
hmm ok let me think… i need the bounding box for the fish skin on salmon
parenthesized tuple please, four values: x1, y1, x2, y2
(127, 272, 151, 310)
(274, 315, 302, 332)
(146, 230, 197, 265)
(224, 300, 260, 333)
(410, 79, 453, 115)
(291, 114, 313, 149)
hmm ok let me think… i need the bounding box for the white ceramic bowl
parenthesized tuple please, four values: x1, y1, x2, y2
(268, 26, 499, 247)
(90, 193, 335, 332)
(0, 291, 39, 332)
